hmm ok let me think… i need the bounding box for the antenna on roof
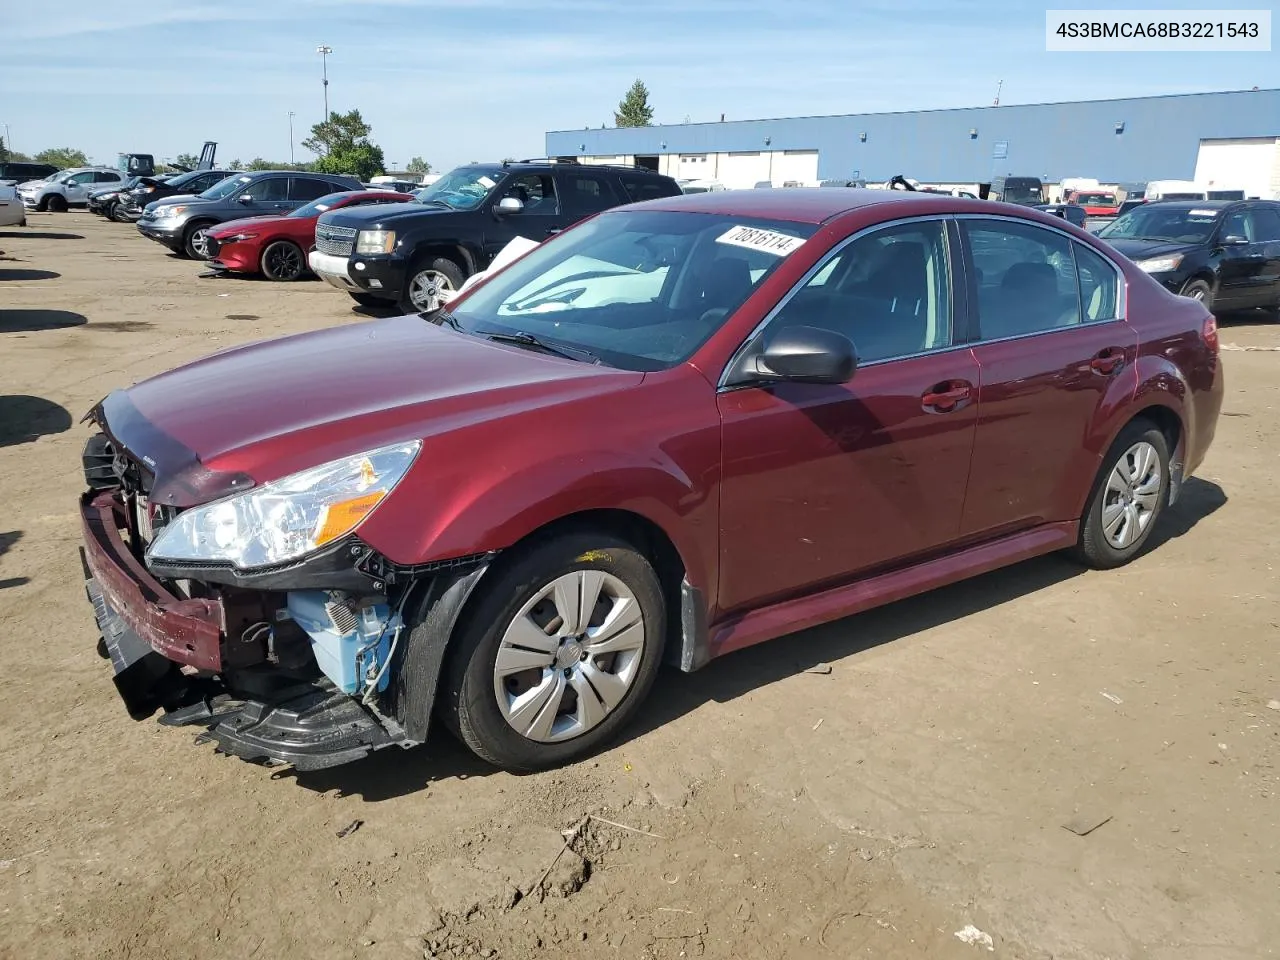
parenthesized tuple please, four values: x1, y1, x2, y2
(993, 79, 1003, 106)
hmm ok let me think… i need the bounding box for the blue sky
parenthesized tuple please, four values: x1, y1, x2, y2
(1, 0, 1276, 173)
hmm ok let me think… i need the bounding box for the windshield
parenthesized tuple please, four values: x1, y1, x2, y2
(200, 174, 252, 200)
(1075, 192, 1116, 206)
(415, 167, 503, 210)
(293, 191, 351, 218)
(1002, 183, 1043, 204)
(449, 210, 817, 371)
(1097, 205, 1222, 243)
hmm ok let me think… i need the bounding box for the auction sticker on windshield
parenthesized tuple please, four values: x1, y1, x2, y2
(1188, 209, 1219, 217)
(717, 225, 806, 256)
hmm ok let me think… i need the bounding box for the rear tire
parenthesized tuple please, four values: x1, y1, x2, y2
(1072, 420, 1170, 570)
(46, 194, 67, 213)
(182, 221, 214, 260)
(260, 240, 306, 281)
(1180, 278, 1213, 310)
(439, 531, 666, 772)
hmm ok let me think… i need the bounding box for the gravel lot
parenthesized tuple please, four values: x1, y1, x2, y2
(1, 212, 1278, 960)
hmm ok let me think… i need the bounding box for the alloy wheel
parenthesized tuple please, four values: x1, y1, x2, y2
(492, 569, 645, 743)
(407, 269, 455, 311)
(264, 243, 303, 280)
(190, 227, 210, 259)
(1101, 441, 1161, 549)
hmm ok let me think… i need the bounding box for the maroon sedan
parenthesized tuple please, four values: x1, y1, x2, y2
(78, 189, 1223, 773)
(205, 189, 410, 280)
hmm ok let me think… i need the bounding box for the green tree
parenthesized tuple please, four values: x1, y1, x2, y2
(246, 157, 292, 171)
(302, 108, 372, 157)
(406, 156, 431, 175)
(173, 152, 199, 169)
(35, 147, 90, 169)
(229, 158, 245, 171)
(313, 142, 386, 181)
(614, 79, 654, 128)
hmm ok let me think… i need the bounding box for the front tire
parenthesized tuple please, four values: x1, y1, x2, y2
(1072, 420, 1170, 569)
(400, 255, 466, 313)
(46, 194, 67, 213)
(441, 531, 666, 772)
(183, 221, 214, 260)
(260, 240, 306, 281)
(1180, 278, 1213, 310)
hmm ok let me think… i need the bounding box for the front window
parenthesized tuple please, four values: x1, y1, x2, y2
(415, 166, 504, 211)
(200, 174, 252, 200)
(449, 210, 817, 371)
(1096, 205, 1221, 243)
(292, 191, 351, 218)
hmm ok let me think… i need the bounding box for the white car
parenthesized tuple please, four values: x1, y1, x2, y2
(19, 167, 127, 212)
(0, 184, 26, 227)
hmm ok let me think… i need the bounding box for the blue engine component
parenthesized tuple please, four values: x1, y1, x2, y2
(286, 591, 401, 695)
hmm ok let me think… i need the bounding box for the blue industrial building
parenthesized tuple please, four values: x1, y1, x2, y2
(545, 88, 1280, 193)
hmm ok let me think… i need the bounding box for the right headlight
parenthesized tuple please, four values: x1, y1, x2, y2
(1135, 254, 1183, 273)
(156, 204, 187, 219)
(147, 440, 421, 570)
(356, 229, 396, 255)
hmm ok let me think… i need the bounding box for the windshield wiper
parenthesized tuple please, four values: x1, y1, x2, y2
(434, 311, 463, 330)
(484, 330, 600, 364)
(419, 198, 454, 209)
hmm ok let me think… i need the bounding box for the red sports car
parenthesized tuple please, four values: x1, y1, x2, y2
(206, 190, 411, 281)
(79, 189, 1223, 773)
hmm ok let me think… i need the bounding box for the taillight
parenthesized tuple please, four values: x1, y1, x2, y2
(1202, 315, 1219, 353)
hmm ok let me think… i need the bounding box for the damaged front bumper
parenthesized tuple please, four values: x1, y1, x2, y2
(79, 486, 488, 771)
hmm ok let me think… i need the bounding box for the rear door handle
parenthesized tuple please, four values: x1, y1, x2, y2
(1089, 347, 1126, 376)
(921, 380, 973, 413)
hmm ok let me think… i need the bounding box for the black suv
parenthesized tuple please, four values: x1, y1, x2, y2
(310, 160, 682, 311)
(0, 161, 59, 186)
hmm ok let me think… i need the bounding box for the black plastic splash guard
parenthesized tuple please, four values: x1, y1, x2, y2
(161, 683, 417, 771)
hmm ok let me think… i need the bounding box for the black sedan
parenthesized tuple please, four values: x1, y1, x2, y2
(1096, 200, 1280, 312)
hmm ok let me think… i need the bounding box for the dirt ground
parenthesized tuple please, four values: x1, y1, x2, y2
(1, 212, 1277, 960)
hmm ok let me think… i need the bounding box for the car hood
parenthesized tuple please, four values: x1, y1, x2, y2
(209, 214, 295, 236)
(1101, 237, 1200, 261)
(320, 202, 448, 229)
(95, 315, 642, 506)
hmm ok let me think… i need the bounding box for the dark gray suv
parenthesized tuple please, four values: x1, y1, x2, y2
(137, 170, 362, 259)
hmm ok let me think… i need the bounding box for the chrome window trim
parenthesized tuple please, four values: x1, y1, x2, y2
(955, 212, 1128, 325)
(716, 214, 955, 390)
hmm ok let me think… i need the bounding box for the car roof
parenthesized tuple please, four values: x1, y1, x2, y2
(1139, 200, 1235, 210)
(631, 187, 988, 224)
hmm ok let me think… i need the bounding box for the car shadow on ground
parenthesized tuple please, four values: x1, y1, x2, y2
(0, 268, 60, 282)
(0, 309, 88, 332)
(0, 530, 28, 591)
(0, 395, 73, 447)
(0, 231, 84, 241)
(278, 478, 1227, 800)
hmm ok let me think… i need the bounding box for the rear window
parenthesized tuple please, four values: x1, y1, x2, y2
(618, 174, 680, 203)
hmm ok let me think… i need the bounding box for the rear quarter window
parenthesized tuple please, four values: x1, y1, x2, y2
(618, 175, 681, 203)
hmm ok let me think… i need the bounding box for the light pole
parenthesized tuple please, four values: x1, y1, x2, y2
(316, 45, 333, 122)
(1, 123, 10, 155)
(288, 111, 296, 166)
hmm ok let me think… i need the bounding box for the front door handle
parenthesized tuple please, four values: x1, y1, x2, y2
(546, 228, 562, 237)
(1089, 347, 1126, 376)
(921, 380, 973, 413)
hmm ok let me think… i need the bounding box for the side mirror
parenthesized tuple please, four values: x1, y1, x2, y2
(753, 325, 857, 384)
(236, 194, 253, 203)
(494, 196, 524, 215)
(1220, 234, 1249, 246)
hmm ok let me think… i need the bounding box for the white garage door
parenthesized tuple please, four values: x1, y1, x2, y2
(717, 152, 771, 189)
(772, 150, 819, 186)
(1194, 138, 1280, 200)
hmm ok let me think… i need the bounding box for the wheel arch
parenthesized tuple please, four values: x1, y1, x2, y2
(408, 241, 475, 277)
